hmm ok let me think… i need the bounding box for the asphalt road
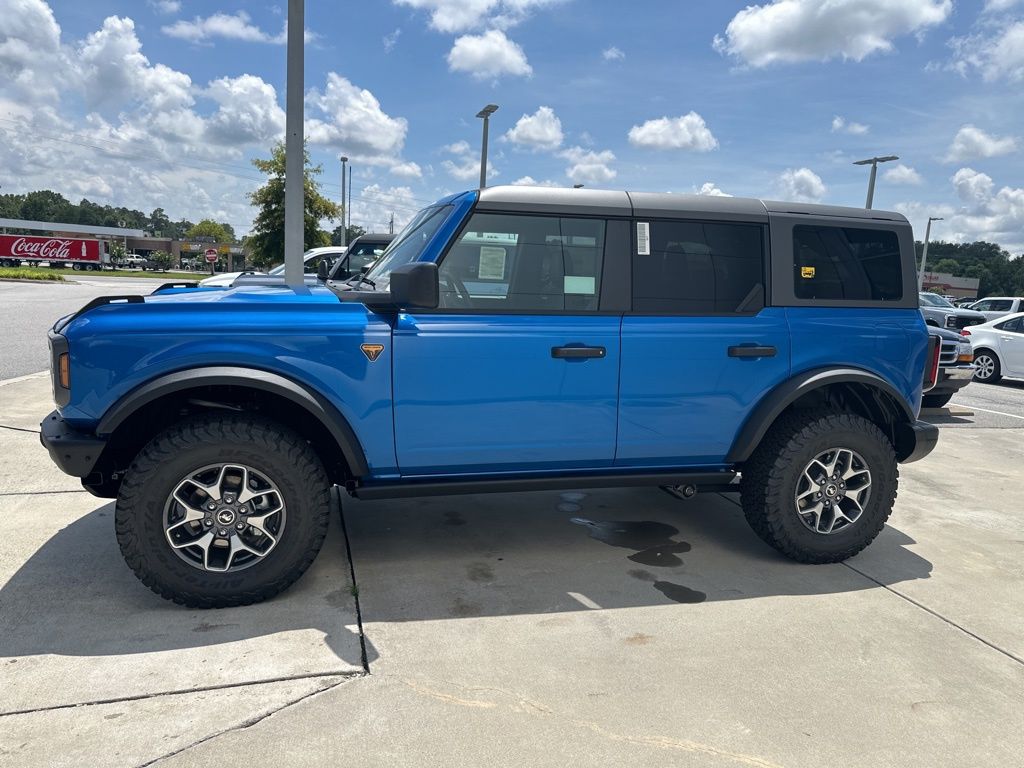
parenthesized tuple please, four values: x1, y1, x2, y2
(0, 276, 174, 380)
(3, 276, 1024, 428)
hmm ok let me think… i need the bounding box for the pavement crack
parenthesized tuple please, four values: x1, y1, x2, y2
(334, 486, 370, 673)
(0, 671, 364, 718)
(137, 676, 355, 768)
(0, 424, 40, 435)
(841, 562, 1024, 667)
(0, 489, 89, 497)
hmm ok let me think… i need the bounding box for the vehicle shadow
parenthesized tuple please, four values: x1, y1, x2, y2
(341, 486, 933, 622)
(0, 500, 374, 669)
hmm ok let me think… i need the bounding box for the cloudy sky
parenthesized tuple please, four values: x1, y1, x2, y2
(1, 0, 1022, 250)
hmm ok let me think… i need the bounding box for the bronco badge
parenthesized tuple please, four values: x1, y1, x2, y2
(360, 343, 385, 362)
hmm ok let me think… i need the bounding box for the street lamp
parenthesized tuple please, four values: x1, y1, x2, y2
(917, 216, 944, 292)
(476, 104, 499, 189)
(339, 155, 348, 247)
(853, 155, 899, 209)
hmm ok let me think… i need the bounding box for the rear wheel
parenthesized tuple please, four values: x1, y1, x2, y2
(740, 412, 898, 563)
(921, 392, 953, 408)
(973, 350, 1001, 383)
(115, 415, 331, 608)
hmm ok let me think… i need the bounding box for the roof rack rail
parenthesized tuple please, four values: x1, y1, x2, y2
(152, 281, 199, 293)
(68, 295, 144, 323)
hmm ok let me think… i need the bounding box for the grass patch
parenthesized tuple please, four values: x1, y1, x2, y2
(48, 268, 203, 280)
(0, 267, 65, 281)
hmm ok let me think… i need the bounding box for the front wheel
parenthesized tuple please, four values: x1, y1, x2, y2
(740, 412, 898, 564)
(115, 415, 331, 607)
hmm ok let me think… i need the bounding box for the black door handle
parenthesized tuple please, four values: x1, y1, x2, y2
(552, 345, 606, 359)
(728, 345, 777, 359)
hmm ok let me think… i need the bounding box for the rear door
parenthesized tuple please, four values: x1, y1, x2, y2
(617, 217, 791, 466)
(392, 212, 625, 475)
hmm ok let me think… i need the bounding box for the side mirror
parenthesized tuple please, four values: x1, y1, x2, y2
(388, 262, 439, 309)
(316, 260, 329, 282)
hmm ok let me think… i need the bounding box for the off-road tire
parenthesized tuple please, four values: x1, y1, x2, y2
(740, 411, 898, 564)
(972, 349, 1002, 384)
(115, 415, 330, 608)
(921, 392, 953, 408)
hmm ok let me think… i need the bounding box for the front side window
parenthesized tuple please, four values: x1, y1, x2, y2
(438, 214, 605, 311)
(632, 220, 764, 314)
(990, 299, 1013, 311)
(794, 226, 902, 301)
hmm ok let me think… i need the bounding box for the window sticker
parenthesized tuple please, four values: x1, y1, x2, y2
(637, 222, 650, 256)
(564, 275, 596, 295)
(477, 246, 507, 280)
(801, 266, 816, 278)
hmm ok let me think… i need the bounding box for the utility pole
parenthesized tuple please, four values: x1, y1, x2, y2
(476, 104, 498, 189)
(283, 0, 304, 288)
(917, 216, 943, 292)
(853, 155, 899, 209)
(389, 212, 395, 235)
(347, 165, 353, 231)
(340, 155, 348, 247)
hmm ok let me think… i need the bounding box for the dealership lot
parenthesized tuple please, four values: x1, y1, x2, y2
(1, 278, 1023, 766)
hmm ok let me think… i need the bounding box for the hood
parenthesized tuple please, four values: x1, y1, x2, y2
(927, 326, 965, 342)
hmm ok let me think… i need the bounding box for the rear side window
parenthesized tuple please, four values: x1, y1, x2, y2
(438, 213, 605, 311)
(793, 226, 902, 301)
(632, 221, 764, 314)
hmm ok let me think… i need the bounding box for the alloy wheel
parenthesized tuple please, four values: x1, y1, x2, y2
(793, 448, 872, 535)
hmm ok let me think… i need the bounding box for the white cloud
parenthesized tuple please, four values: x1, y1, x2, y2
(560, 146, 616, 185)
(447, 29, 531, 79)
(504, 106, 563, 150)
(831, 115, 869, 135)
(442, 140, 494, 181)
(602, 46, 624, 61)
(149, 1, 182, 13)
(349, 184, 420, 232)
(883, 164, 923, 185)
(389, 161, 423, 179)
(945, 125, 1018, 162)
(203, 74, 286, 146)
(628, 112, 718, 152)
(304, 73, 409, 165)
(393, 0, 561, 33)
(984, 0, 1022, 10)
(383, 28, 401, 52)
(713, 0, 952, 67)
(949, 21, 1024, 83)
(162, 11, 288, 44)
(0, 0, 70, 103)
(778, 167, 826, 202)
(511, 176, 559, 187)
(695, 182, 731, 197)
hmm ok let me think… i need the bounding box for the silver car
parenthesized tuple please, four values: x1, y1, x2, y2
(919, 292, 986, 331)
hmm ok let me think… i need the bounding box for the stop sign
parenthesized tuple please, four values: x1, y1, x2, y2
(204, 248, 218, 263)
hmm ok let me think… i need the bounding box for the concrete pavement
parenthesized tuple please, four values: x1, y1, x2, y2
(1, 376, 1022, 767)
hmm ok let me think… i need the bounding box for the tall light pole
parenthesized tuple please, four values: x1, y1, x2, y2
(476, 104, 498, 189)
(283, 0, 304, 288)
(853, 155, 899, 209)
(347, 164, 353, 231)
(339, 155, 348, 247)
(917, 216, 943, 292)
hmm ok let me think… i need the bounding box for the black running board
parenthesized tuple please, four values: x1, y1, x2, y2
(352, 471, 736, 500)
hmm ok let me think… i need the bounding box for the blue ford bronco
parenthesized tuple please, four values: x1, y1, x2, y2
(41, 187, 939, 607)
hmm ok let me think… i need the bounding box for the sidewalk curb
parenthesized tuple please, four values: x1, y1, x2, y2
(0, 371, 48, 387)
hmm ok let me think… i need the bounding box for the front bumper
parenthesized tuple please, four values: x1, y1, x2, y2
(897, 420, 939, 464)
(929, 365, 975, 395)
(40, 410, 106, 478)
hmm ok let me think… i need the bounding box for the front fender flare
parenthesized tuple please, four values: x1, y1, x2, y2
(726, 367, 915, 464)
(96, 366, 370, 477)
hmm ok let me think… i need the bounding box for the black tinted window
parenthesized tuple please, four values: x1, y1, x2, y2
(632, 221, 764, 314)
(438, 214, 605, 311)
(999, 316, 1023, 332)
(793, 226, 902, 301)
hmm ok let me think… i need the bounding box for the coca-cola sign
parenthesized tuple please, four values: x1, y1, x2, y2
(0, 234, 100, 262)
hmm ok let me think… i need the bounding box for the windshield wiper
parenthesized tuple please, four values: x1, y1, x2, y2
(345, 273, 376, 290)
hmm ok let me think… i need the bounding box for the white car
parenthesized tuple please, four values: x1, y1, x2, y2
(966, 296, 1024, 321)
(199, 247, 347, 287)
(961, 311, 1024, 383)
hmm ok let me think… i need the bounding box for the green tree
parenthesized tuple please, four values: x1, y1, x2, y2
(186, 219, 231, 242)
(149, 250, 174, 271)
(19, 190, 72, 222)
(330, 224, 366, 247)
(148, 208, 172, 236)
(247, 142, 339, 269)
(219, 222, 237, 243)
(932, 258, 961, 276)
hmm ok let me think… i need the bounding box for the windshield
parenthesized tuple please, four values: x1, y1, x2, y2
(268, 251, 332, 276)
(364, 205, 453, 290)
(920, 293, 954, 308)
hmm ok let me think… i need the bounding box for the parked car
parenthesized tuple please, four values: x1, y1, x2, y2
(121, 255, 153, 270)
(200, 248, 346, 287)
(922, 326, 974, 408)
(327, 234, 395, 281)
(919, 292, 986, 330)
(41, 186, 938, 607)
(964, 296, 1024, 322)
(960, 311, 1024, 384)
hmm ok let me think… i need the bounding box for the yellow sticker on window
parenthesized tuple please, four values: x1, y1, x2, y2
(801, 266, 816, 278)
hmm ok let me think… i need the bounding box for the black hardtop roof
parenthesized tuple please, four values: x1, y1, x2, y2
(476, 185, 908, 224)
(350, 233, 396, 243)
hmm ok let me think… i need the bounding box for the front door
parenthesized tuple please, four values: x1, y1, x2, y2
(393, 212, 620, 475)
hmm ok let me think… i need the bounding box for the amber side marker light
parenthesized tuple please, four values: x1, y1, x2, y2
(58, 353, 70, 389)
